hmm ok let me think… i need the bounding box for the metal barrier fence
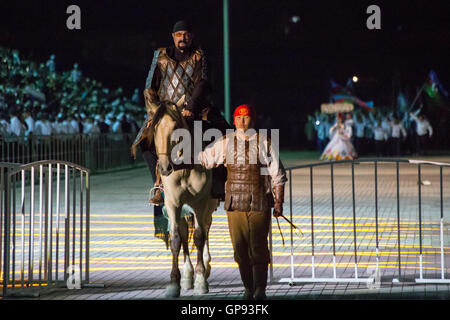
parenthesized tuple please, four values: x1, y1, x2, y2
(0, 133, 143, 173)
(1, 160, 98, 297)
(273, 158, 450, 286)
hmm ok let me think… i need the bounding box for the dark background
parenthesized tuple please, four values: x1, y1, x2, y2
(1, 0, 449, 148)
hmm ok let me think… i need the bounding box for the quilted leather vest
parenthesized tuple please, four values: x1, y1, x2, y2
(224, 135, 272, 212)
(156, 47, 204, 104)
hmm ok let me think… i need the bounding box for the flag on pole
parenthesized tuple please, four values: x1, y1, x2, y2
(330, 80, 373, 111)
(424, 70, 448, 99)
(397, 91, 408, 113)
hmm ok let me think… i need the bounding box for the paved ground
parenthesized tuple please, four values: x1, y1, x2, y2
(2, 152, 450, 300)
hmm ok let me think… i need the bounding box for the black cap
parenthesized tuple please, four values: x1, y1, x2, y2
(172, 20, 192, 33)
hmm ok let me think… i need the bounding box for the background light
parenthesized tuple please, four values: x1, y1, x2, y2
(291, 16, 300, 23)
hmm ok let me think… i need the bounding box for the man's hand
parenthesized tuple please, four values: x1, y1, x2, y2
(272, 185, 285, 218)
(182, 109, 193, 117)
(273, 202, 283, 218)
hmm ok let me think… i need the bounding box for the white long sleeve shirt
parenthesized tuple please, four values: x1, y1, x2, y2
(391, 123, 407, 139)
(0, 119, 10, 136)
(410, 114, 433, 137)
(373, 127, 388, 141)
(329, 123, 352, 140)
(198, 131, 287, 187)
(10, 116, 25, 136)
(24, 116, 35, 136)
(34, 120, 53, 135)
(83, 122, 100, 134)
(381, 119, 392, 138)
(62, 120, 78, 134)
(70, 119, 80, 133)
(52, 121, 60, 135)
(353, 120, 366, 138)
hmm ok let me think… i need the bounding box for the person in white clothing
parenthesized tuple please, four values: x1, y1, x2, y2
(46, 54, 56, 73)
(23, 110, 35, 136)
(313, 113, 329, 153)
(111, 115, 123, 141)
(410, 112, 433, 155)
(320, 113, 357, 160)
(62, 117, 78, 134)
(390, 117, 407, 156)
(51, 115, 64, 135)
(0, 113, 11, 138)
(83, 117, 100, 135)
(371, 120, 388, 157)
(8, 110, 27, 162)
(381, 115, 392, 156)
(9, 110, 26, 137)
(353, 113, 367, 155)
(69, 115, 81, 134)
(70, 63, 82, 83)
(34, 113, 53, 136)
(344, 113, 354, 132)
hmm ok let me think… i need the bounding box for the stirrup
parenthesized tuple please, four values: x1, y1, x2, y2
(149, 185, 164, 206)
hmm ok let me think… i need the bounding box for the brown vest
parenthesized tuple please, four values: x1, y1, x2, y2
(224, 135, 273, 212)
(156, 47, 204, 104)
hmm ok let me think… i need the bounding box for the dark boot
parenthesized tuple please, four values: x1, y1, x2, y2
(211, 166, 226, 201)
(238, 263, 254, 300)
(253, 264, 268, 300)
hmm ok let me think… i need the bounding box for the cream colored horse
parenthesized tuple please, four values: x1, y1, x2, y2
(148, 99, 219, 298)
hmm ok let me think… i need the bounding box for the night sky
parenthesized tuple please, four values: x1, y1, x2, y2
(1, 0, 449, 125)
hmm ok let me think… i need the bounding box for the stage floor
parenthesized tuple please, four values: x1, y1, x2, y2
(24, 154, 450, 300)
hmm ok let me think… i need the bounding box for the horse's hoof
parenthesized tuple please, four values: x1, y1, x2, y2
(165, 283, 181, 298)
(181, 277, 194, 290)
(194, 281, 209, 295)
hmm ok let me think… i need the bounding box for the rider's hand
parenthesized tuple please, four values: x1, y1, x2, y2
(182, 109, 193, 117)
(273, 202, 283, 218)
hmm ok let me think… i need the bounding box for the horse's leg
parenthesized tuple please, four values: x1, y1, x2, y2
(202, 238, 211, 280)
(202, 199, 217, 280)
(193, 204, 210, 294)
(165, 204, 183, 298)
(180, 215, 194, 290)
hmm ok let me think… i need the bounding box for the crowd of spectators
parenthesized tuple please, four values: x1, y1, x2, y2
(0, 47, 144, 140)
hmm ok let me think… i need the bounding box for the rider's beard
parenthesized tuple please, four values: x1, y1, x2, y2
(177, 41, 188, 51)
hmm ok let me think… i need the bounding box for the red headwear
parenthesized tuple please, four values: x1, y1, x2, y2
(233, 104, 255, 124)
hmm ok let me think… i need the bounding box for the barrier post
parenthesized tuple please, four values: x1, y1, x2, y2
(310, 166, 315, 279)
(393, 161, 403, 283)
(351, 162, 358, 279)
(1, 160, 102, 297)
(289, 169, 294, 282)
(330, 163, 337, 279)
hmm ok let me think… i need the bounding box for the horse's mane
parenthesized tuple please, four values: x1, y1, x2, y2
(149, 101, 190, 141)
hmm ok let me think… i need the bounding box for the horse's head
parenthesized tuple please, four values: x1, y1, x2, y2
(152, 96, 187, 176)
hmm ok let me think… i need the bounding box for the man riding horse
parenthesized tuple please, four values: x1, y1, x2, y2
(132, 20, 228, 215)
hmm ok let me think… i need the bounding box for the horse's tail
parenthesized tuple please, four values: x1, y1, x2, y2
(154, 213, 170, 250)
